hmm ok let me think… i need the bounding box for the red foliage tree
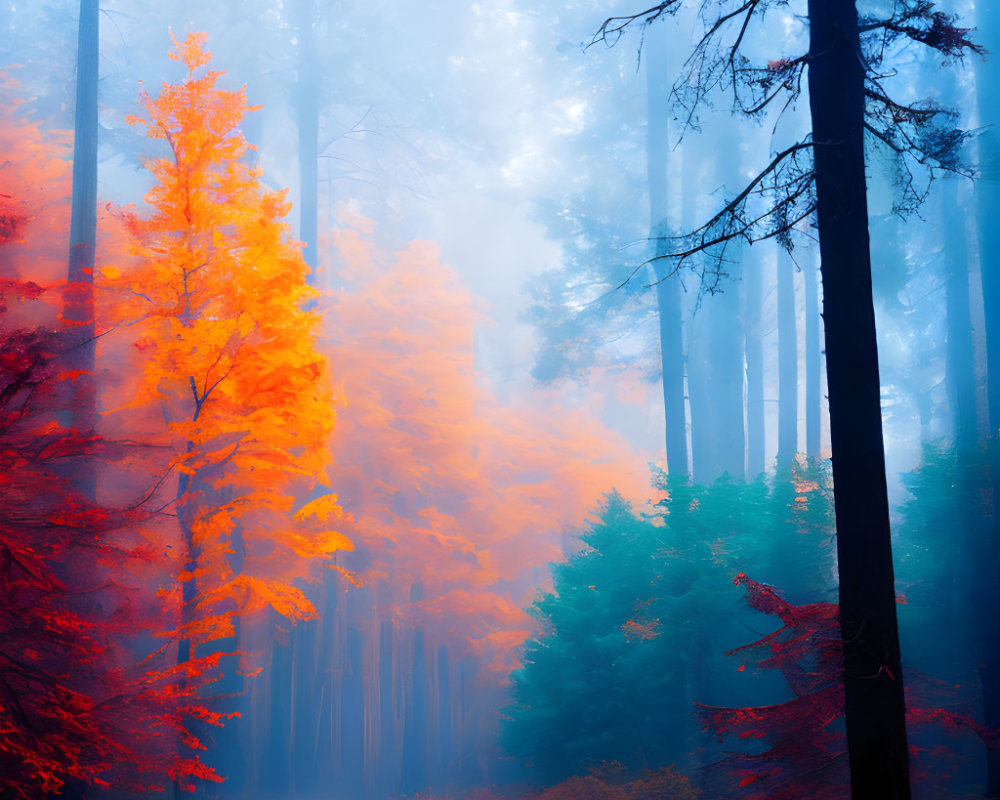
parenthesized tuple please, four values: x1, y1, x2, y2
(0, 119, 223, 793)
(699, 575, 990, 798)
(696, 574, 848, 800)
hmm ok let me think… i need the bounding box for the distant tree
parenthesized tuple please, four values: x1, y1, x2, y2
(590, 3, 983, 795)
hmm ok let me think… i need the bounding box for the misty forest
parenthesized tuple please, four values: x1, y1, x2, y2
(1, 0, 998, 798)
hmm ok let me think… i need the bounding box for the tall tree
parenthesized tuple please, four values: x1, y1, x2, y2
(104, 29, 349, 702)
(646, 23, 688, 480)
(803, 254, 821, 457)
(978, 2, 1000, 439)
(591, 2, 982, 796)
(744, 247, 766, 476)
(64, 0, 98, 455)
(776, 249, 797, 465)
(973, 6, 1000, 789)
(806, 8, 907, 790)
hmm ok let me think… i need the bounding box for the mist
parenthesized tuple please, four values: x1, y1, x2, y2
(0, 1, 996, 799)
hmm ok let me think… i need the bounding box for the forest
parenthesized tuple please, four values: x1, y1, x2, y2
(0, 0, 996, 799)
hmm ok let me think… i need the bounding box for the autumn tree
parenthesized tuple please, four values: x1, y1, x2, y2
(0, 184, 223, 794)
(102, 31, 349, 702)
(589, 3, 983, 796)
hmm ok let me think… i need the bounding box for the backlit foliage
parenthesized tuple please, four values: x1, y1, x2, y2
(323, 219, 655, 672)
(101, 32, 345, 661)
(0, 77, 72, 300)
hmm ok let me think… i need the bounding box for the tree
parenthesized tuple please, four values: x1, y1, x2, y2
(589, 3, 982, 796)
(504, 466, 836, 783)
(63, 0, 98, 452)
(102, 30, 348, 710)
(0, 184, 222, 794)
(698, 574, 847, 800)
(646, 21, 688, 479)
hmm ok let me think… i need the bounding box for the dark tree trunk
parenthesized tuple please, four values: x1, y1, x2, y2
(646, 27, 689, 479)
(807, 2, 911, 797)
(979, 4, 1000, 439)
(972, 7, 1000, 787)
(804, 255, 822, 457)
(745, 247, 765, 477)
(776, 249, 797, 465)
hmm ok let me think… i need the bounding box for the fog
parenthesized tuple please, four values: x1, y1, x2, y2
(0, 1, 996, 798)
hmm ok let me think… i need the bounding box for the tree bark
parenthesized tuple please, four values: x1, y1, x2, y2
(807, 1, 911, 797)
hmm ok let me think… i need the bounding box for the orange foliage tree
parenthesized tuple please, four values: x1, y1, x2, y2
(101, 32, 347, 670)
(323, 221, 656, 673)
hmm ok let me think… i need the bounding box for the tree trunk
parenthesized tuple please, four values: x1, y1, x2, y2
(776, 249, 797, 466)
(745, 247, 766, 477)
(965, 4, 1000, 792)
(806, 2, 911, 797)
(646, 25, 689, 479)
(942, 179, 977, 453)
(978, 4, 1000, 439)
(804, 254, 822, 457)
(707, 258, 745, 480)
(64, 0, 98, 498)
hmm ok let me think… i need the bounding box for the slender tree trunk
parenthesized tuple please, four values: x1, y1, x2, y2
(58, 12, 99, 797)
(64, 0, 98, 497)
(707, 133, 746, 481)
(807, 2, 911, 797)
(776, 249, 797, 466)
(708, 278, 745, 480)
(400, 628, 429, 795)
(942, 179, 978, 452)
(744, 248, 765, 477)
(687, 301, 713, 484)
(646, 26, 689, 479)
(804, 254, 822, 457)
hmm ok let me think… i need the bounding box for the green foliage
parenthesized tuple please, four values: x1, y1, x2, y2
(503, 463, 837, 783)
(895, 440, 993, 696)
